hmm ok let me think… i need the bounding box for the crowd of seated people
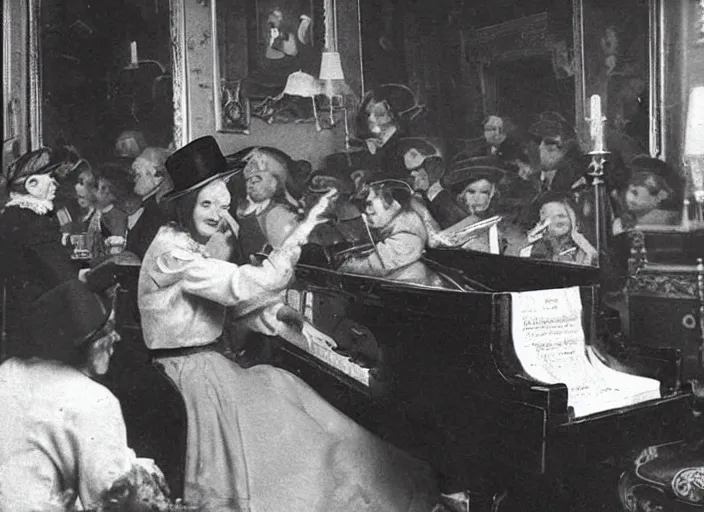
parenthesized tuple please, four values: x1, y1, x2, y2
(0, 81, 690, 510)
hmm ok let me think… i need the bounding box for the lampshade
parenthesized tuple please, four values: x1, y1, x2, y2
(684, 86, 704, 156)
(319, 52, 345, 81)
(282, 71, 321, 98)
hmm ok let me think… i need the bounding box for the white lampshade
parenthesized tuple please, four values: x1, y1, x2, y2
(319, 52, 345, 81)
(685, 86, 704, 156)
(282, 71, 321, 98)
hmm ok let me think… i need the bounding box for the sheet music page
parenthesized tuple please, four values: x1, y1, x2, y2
(510, 287, 660, 417)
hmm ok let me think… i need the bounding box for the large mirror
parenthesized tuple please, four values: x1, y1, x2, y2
(29, 0, 186, 158)
(575, 0, 661, 160)
(213, 0, 363, 134)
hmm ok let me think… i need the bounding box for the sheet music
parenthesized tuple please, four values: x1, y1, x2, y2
(510, 287, 660, 418)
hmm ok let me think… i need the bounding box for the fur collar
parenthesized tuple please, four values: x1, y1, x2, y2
(4, 193, 54, 215)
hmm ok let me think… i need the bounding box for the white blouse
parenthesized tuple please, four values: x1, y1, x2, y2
(138, 225, 299, 350)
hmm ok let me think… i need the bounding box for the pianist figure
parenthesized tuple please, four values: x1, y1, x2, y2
(338, 177, 443, 286)
(138, 137, 438, 512)
(520, 191, 598, 266)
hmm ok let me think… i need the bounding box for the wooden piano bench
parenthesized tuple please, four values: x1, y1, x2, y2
(618, 438, 704, 511)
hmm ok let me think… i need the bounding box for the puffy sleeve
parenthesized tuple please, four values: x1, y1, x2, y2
(151, 243, 301, 306)
(72, 389, 136, 509)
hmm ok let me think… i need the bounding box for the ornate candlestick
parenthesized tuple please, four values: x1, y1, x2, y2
(586, 94, 610, 269)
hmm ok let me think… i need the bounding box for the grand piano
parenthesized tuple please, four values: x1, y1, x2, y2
(268, 240, 697, 510)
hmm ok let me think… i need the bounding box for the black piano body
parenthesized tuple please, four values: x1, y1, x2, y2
(272, 244, 696, 505)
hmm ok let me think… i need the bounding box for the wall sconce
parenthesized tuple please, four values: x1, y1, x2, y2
(684, 86, 704, 223)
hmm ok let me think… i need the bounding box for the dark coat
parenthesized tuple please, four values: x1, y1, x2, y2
(423, 189, 467, 229)
(0, 204, 77, 358)
(125, 197, 169, 261)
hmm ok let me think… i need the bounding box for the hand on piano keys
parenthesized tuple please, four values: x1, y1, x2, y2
(301, 322, 337, 350)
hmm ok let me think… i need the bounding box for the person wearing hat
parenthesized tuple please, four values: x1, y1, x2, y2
(304, 166, 369, 247)
(612, 155, 681, 234)
(443, 156, 506, 224)
(351, 84, 424, 180)
(400, 137, 467, 230)
(519, 191, 598, 266)
(234, 146, 309, 259)
(0, 148, 80, 360)
(528, 111, 585, 195)
(0, 280, 168, 512)
(138, 136, 438, 512)
(441, 156, 520, 253)
(338, 178, 443, 286)
(126, 146, 174, 260)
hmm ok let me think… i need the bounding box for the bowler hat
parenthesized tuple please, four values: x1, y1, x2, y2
(443, 156, 507, 193)
(162, 136, 235, 201)
(528, 111, 575, 140)
(28, 280, 112, 360)
(5, 148, 63, 189)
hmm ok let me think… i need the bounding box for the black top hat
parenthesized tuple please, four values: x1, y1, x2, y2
(443, 156, 507, 193)
(162, 136, 236, 201)
(28, 280, 112, 361)
(528, 111, 575, 140)
(5, 148, 66, 189)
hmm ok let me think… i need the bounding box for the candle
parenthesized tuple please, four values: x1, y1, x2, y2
(130, 41, 138, 66)
(589, 94, 604, 153)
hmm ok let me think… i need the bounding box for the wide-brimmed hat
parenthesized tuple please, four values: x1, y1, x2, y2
(443, 156, 507, 193)
(629, 155, 674, 180)
(528, 111, 575, 140)
(162, 136, 235, 201)
(28, 280, 112, 360)
(355, 84, 424, 141)
(5, 148, 65, 189)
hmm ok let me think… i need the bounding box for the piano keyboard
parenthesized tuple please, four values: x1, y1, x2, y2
(278, 325, 371, 388)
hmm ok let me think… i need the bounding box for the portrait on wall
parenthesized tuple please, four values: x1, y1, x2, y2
(581, 0, 650, 159)
(214, 0, 325, 131)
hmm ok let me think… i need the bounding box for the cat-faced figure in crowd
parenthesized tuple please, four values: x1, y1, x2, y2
(400, 137, 466, 229)
(126, 147, 173, 259)
(482, 115, 523, 160)
(529, 112, 584, 193)
(235, 147, 304, 259)
(443, 156, 506, 224)
(520, 191, 598, 266)
(339, 178, 442, 286)
(0, 148, 78, 359)
(0, 280, 169, 512)
(351, 84, 423, 180)
(612, 155, 681, 234)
